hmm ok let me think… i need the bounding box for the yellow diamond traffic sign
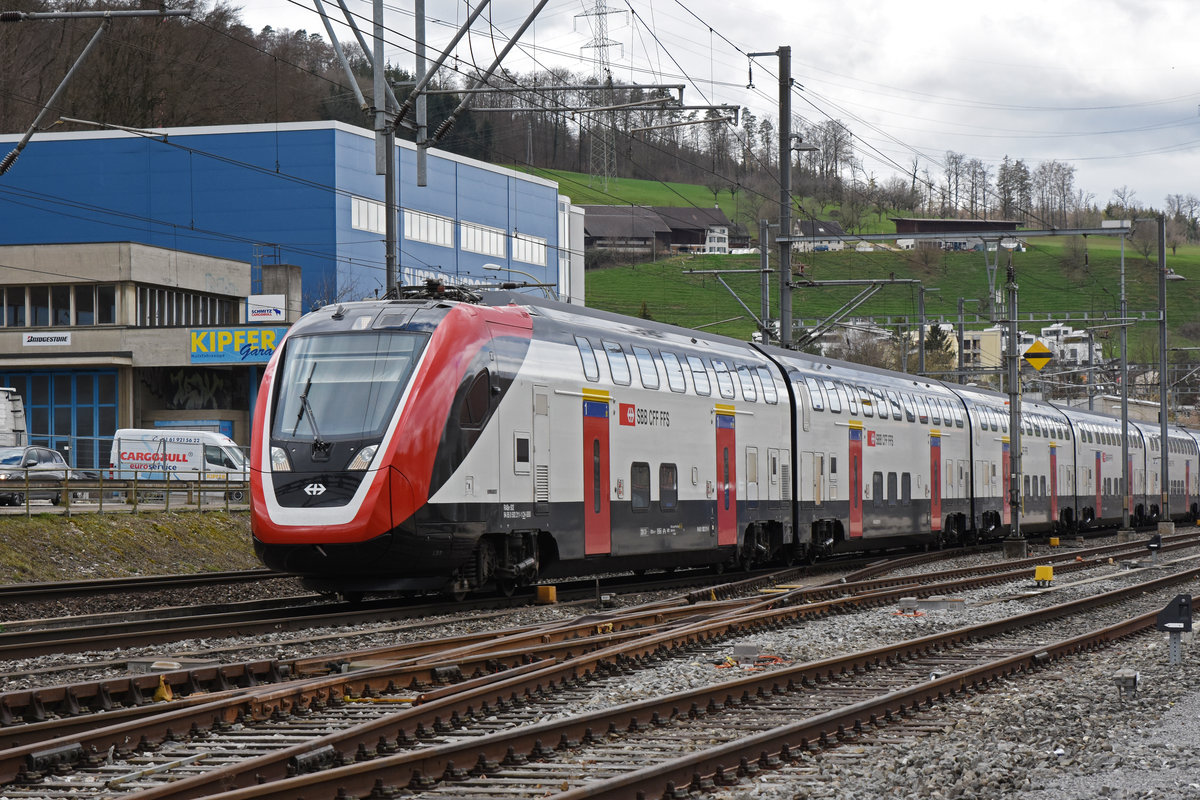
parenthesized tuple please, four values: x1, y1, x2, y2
(1023, 340, 1052, 371)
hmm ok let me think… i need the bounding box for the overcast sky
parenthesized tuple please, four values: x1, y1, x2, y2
(237, 0, 1200, 211)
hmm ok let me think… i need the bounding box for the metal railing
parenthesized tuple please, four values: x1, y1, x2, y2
(0, 469, 249, 516)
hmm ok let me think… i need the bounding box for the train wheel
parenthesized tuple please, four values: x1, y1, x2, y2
(496, 577, 518, 598)
(50, 493, 61, 506)
(446, 587, 469, 602)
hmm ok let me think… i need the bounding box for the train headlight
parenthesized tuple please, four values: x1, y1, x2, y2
(270, 447, 292, 472)
(347, 445, 377, 471)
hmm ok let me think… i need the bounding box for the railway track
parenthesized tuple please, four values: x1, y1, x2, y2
(0, 532, 1194, 798)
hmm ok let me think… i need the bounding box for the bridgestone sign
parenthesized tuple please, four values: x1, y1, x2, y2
(23, 332, 71, 346)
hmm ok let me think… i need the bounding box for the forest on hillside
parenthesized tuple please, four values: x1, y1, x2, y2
(3, 0, 1199, 244)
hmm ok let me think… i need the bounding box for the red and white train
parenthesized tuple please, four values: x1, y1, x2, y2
(250, 286, 1200, 597)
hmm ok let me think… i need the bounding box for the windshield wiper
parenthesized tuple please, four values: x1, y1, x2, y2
(292, 363, 326, 448)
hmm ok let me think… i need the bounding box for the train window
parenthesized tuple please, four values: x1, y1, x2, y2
(738, 366, 757, 402)
(756, 367, 778, 404)
(872, 471, 883, 507)
(514, 433, 530, 475)
(687, 356, 711, 396)
(989, 410, 999, 432)
(662, 352, 687, 393)
(951, 401, 964, 428)
(805, 377, 825, 411)
(901, 394, 916, 422)
(887, 472, 898, 506)
(901, 473, 911, 505)
(592, 441, 602, 513)
(1033, 419, 1042, 438)
(1023, 474, 1030, 497)
(886, 390, 903, 420)
(712, 360, 735, 399)
(839, 382, 858, 415)
(575, 336, 600, 382)
(916, 396, 930, 424)
(602, 340, 631, 386)
(1040, 475, 1047, 496)
(632, 346, 660, 390)
(660, 463, 678, 511)
(928, 398, 940, 425)
(830, 456, 837, 475)
(977, 408, 987, 431)
(822, 380, 842, 413)
(631, 462, 650, 512)
(857, 385, 873, 417)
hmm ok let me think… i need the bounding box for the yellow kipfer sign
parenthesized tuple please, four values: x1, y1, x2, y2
(1023, 340, 1052, 371)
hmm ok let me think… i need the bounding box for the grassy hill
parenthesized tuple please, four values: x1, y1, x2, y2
(514, 166, 1200, 360)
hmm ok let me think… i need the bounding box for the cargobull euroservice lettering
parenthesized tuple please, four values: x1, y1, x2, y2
(120, 451, 190, 462)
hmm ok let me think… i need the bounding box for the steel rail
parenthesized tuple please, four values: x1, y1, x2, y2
(166, 563, 1200, 800)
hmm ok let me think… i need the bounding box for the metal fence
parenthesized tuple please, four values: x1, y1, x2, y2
(0, 470, 248, 516)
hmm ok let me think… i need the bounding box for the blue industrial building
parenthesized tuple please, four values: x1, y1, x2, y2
(0, 122, 581, 470)
(0, 120, 578, 310)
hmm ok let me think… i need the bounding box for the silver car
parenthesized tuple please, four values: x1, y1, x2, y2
(0, 446, 69, 506)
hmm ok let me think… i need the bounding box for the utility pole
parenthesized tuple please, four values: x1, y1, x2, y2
(1004, 256, 1025, 558)
(1119, 227, 1131, 533)
(759, 219, 771, 342)
(777, 47, 793, 349)
(1158, 213, 1172, 532)
(957, 297, 966, 384)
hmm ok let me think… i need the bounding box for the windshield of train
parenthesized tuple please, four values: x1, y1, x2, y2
(271, 332, 427, 441)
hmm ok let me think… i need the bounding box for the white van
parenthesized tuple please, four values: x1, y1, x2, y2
(108, 429, 249, 500)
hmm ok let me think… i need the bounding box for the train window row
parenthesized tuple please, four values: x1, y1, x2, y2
(975, 406, 1010, 434)
(801, 376, 965, 428)
(1022, 474, 1049, 498)
(871, 470, 913, 507)
(630, 462, 679, 512)
(574, 336, 779, 404)
(1022, 414, 1068, 441)
(1080, 426, 1131, 448)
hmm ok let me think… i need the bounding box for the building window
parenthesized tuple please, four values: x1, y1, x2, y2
(5, 288, 25, 327)
(461, 221, 506, 258)
(351, 196, 386, 234)
(512, 232, 547, 266)
(403, 208, 453, 247)
(136, 286, 232, 328)
(30, 286, 49, 326)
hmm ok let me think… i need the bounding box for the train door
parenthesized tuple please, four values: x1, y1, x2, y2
(1001, 441, 1011, 526)
(1094, 451, 1102, 519)
(929, 432, 942, 532)
(745, 447, 759, 504)
(803, 452, 825, 506)
(848, 423, 863, 538)
(533, 385, 550, 515)
(1049, 443, 1058, 522)
(715, 406, 737, 546)
(582, 388, 611, 555)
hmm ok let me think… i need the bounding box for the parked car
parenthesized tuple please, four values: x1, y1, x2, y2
(0, 446, 69, 505)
